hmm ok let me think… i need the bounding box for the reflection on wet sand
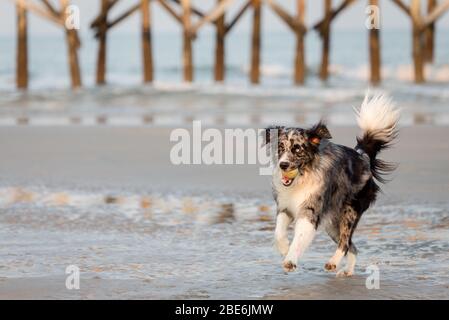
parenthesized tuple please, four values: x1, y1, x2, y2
(0, 186, 448, 299)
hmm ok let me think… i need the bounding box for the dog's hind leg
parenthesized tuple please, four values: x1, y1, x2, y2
(338, 244, 358, 277)
(324, 221, 343, 272)
(325, 243, 357, 274)
(335, 205, 360, 277)
(325, 248, 345, 272)
(274, 211, 292, 257)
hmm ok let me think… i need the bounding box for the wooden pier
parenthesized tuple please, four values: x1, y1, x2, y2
(8, 0, 449, 89)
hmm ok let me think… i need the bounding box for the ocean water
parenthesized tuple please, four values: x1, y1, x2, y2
(0, 30, 448, 126)
(0, 30, 448, 92)
(1, 29, 449, 88)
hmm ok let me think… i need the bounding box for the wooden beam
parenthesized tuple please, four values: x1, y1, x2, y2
(369, 0, 381, 84)
(181, 0, 193, 82)
(16, 0, 28, 89)
(61, 0, 82, 88)
(391, 0, 411, 16)
(91, 0, 119, 28)
(171, 0, 205, 18)
(225, 0, 251, 34)
(107, 3, 141, 29)
(158, 0, 182, 24)
(411, 0, 425, 83)
(294, 0, 306, 84)
(319, 0, 332, 81)
(41, 0, 60, 17)
(313, 0, 356, 33)
(422, 0, 449, 27)
(191, 0, 234, 35)
(96, 1, 108, 81)
(96, 0, 108, 84)
(266, 0, 306, 34)
(8, 0, 64, 26)
(424, 0, 437, 63)
(141, 0, 153, 82)
(94, 3, 141, 38)
(250, 0, 261, 84)
(215, 0, 226, 81)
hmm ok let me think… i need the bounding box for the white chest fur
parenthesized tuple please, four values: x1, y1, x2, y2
(273, 169, 322, 218)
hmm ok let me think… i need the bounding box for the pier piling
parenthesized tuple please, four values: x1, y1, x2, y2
(294, 0, 306, 84)
(425, 0, 437, 63)
(96, 0, 108, 84)
(16, 0, 28, 89)
(319, 0, 332, 81)
(214, 0, 226, 82)
(141, 0, 154, 83)
(9, 0, 449, 89)
(369, 0, 381, 85)
(411, 0, 425, 83)
(250, 0, 261, 84)
(181, 0, 193, 82)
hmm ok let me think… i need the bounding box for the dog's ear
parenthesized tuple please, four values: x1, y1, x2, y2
(307, 121, 332, 145)
(264, 126, 284, 145)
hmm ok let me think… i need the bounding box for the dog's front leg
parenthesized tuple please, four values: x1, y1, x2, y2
(274, 211, 291, 256)
(282, 217, 316, 272)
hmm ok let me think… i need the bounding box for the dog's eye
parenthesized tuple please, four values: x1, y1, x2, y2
(292, 144, 301, 153)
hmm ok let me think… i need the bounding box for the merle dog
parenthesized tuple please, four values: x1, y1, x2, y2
(265, 94, 399, 276)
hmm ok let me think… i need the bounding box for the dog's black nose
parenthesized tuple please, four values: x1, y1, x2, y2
(279, 161, 290, 170)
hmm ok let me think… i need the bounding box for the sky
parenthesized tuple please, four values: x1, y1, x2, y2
(0, 0, 448, 36)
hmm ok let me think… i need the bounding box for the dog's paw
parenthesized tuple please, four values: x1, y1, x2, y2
(282, 260, 297, 273)
(324, 262, 337, 272)
(336, 270, 354, 277)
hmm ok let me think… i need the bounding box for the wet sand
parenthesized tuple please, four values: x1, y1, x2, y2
(0, 126, 448, 299)
(0, 125, 448, 202)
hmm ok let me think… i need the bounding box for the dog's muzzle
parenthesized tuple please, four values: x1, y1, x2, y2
(281, 168, 299, 187)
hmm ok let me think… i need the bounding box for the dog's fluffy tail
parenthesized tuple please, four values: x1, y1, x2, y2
(355, 93, 400, 183)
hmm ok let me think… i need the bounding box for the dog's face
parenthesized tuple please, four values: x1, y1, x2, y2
(265, 122, 332, 186)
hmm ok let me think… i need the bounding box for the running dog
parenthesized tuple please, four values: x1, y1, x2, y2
(265, 94, 399, 276)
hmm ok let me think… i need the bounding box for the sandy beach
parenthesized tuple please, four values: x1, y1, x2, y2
(0, 125, 448, 201)
(0, 125, 448, 299)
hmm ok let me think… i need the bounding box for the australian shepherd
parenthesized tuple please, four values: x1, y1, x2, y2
(265, 93, 400, 276)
